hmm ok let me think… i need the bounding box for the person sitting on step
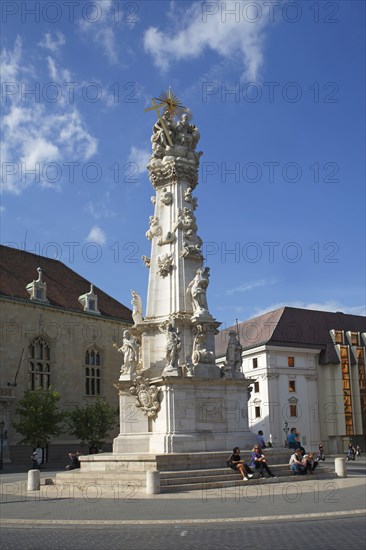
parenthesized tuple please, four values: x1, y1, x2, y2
(303, 452, 318, 474)
(289, 447, 308, 475)
(227, 447, 254, 481)
(250, 445, 276, 478)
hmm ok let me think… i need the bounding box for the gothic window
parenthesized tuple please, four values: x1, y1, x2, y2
(85, 348, 101, 395)
(28, 337, 51, 390)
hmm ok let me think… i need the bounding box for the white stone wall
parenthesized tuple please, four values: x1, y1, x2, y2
(239, 346, 321, 450)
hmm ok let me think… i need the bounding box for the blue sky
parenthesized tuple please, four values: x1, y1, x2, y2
(1, 0, 365, 327)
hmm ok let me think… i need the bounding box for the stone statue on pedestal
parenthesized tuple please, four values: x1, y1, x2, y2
(111, 89, 256, 454)
(118, 330, 139, 378)
(222, 330, 244, 379)
(187, 267, 211, 316)
(161, 322, 181, 374)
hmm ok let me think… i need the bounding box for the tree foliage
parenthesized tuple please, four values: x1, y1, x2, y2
(12, 387, 65, 447)
(66, 399, 118, 451)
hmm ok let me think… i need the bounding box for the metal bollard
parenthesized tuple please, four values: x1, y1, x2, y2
(335, 457, 347, 478)
(146, 470, 160, 494)
(27, 469, 41, 491)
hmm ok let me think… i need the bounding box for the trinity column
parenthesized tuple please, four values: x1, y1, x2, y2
(113, 90, 255, 453)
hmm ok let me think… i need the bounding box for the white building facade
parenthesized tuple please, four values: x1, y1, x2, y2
(216, 307, 366, 454)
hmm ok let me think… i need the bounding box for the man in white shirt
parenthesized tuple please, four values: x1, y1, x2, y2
(289, 448, 307, 475)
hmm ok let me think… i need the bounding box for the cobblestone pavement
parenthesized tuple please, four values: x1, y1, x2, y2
(1, 516, 365, 550)
(0, 459, 365, 550)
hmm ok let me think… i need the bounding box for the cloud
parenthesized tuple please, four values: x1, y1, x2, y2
(1, 37, 98, 194)
(94, 27, 118, 65)
(86, 225, 106, 245)
(143, 1, 269, 80)
(46, 56, 71, 82)
(78, 0, 139, 65)
(85, 195, 117, 220)
(252, 301, 366, 318)
(226, 278, 278, 296)
(128, 146, 150, 175)
(1, 35, 22, 81)
(38, 32, 66, 52)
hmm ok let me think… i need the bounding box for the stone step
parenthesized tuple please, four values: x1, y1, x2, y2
(52, 462, 335, 493)
(160, 464, 296, 479)
(161, 471, 338, 493)
(160, 465, 333, 486)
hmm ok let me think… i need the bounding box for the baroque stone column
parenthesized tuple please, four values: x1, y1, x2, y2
(113, 99, 255, 454)
(138, 109, 220, 379)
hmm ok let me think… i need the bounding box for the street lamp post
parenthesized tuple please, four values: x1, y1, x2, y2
(0, 420, 5, 470)
(283, 421, 289, 447)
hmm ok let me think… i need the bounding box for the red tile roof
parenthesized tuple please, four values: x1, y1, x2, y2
(215, 306, 366, 363)
(0, 245, 133, 322)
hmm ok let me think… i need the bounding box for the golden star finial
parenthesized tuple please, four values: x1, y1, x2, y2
(144, 87, 188, 147)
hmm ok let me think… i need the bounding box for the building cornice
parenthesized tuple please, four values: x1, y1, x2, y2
(0, 294, 133, 325)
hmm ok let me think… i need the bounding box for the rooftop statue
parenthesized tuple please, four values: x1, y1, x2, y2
(144, 89, 202, 165)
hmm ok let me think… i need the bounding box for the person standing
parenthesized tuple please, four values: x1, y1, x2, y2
(318, 442, 326, 461)
(31, 445, 42, 469)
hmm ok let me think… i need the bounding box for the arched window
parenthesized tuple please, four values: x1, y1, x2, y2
(84, 348, 102, 395)
(28, 337, 51, 390)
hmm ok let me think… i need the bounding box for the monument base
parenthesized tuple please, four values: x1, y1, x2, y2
(113, 376, 256, 454)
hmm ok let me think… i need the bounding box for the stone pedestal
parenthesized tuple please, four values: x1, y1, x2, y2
(113, 377, 256, 454)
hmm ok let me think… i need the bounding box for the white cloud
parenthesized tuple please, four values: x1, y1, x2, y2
(22, 138, 60, 166)
(46, 56, 71, 86)
(128, 146, 150, 174)
(1, 35, 22, 81)
(252, 301, 366, 318)
(78, 0, 138, 65)
(94, 27, 118, 65)
(38, 32, 66, 52)
(85, 195, 117, 220)
(143, 1, 269, 80)
(86, 225, 106, 245)
(226, 278, 278, 296)
(1, 38, 98, 194)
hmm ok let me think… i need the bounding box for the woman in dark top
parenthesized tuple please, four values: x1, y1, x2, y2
(228, 447, 253, 481)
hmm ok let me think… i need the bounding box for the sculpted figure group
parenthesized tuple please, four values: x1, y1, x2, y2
(151, 111, 201, 163)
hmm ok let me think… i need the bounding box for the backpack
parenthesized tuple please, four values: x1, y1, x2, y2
(226, 455, 233, 467)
